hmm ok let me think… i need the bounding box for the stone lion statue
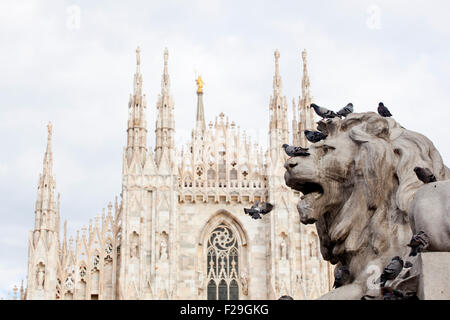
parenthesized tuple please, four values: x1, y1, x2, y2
(284, 112, 449, 299)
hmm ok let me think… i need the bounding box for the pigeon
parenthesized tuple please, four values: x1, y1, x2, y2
(404, 261, 413, 268)
(381, 287, 419, 300)
(407, 231, 430, 256)
(377, 102, 392, 117)
(282, 144, 310, 157)
(337, 103, 354, 118)
(278, 295, 294, 300)
(304, 130, 327, 143)
(403, 292, 420, 301)
(378, 256, 404, 287)
(310, 103, 339, 119)
(244, 201, 274, 220)
(414, 167, 437, 184)
(381, 287, 404, 300)
(333, 265, 351, 288)
(360, 295, 377, 300)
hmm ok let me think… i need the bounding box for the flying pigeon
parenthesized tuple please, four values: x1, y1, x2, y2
(337, 103, 354, 118)
(407, 231, 430, 256)
(378, 256, 404, 287)
(414, 167, 437, 184)
(304, 130, 327, 143)
(244, 201, 274, 220)
(310, 103, 339, 119)
(377, 102, 392, 117)
(333, 265, 351, 288)
(282, 144, 310, 157)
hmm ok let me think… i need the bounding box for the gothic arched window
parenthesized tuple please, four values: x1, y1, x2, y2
(206, 224, 239, 300)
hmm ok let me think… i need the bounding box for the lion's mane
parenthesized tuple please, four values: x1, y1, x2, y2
(315, 112, 449, 269)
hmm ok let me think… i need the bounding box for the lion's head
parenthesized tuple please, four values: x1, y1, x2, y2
(284, 112, 448, 289)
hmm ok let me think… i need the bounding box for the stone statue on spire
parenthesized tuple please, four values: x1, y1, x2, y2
(273, 49, 282, 92)
(47, 122, 52, 138)
(302, 49, 307, 66)
(164, 47, 168, 64)
(136, 46, 141, 66)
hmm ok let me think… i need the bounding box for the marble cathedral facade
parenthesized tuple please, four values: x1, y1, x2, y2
(25, 48, 334, 300)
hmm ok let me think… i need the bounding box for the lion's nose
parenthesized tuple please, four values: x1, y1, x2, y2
(285, 158, 298, 170)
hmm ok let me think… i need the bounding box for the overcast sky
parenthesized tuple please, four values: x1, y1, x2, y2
(1, 0, 449, 299)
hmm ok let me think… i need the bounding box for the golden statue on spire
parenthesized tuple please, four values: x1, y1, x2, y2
(196, 75, 204, 93)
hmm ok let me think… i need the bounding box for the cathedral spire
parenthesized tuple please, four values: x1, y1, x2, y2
(34, 122, 58, 232)
(297, 49, 316, 148)
(155, 48, 175, 166)
(126, 46, 148, 167)
(26, 122, 60, 299)
(195, 75, 206, 133)
(268, 50, 289, 161)
(43, 122, 53, 176)
(161, 48, 170, 93)
(301, 49, 311, 105)
(273, 49, 282, 96)
(134, 46, 143, 95)
(292, 98, 300, 146)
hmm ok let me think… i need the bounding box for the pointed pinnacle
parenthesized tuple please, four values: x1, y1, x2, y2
(302, 49, 307, 63)
(274, 49, 280, 60)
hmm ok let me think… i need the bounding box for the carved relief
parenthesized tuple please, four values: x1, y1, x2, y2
(159, 232, 168, 261)
(65, 274, 74, 291)
(240, 271, 249, 296)
(280, 234, 288, 260)
(130, 231, 139, 260)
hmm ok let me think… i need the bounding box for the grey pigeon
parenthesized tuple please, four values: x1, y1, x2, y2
(404, 261, 413, 268)
(337, 103, 354, 118)
(378, 256, 404, 287)
(244, 201, 274, 220)
(407, 231, 430, 256)
(377, 102, 392, 117)
(310, 103, 339, 119)
(360, 295, 377, 300)
(278, 295, 294, 300)
(381, 287, 404, 300)
(304, 130, 327, 143)
(414, 167, 437, 184)
(381, 287, 419, 300)
(282, 144, 310, 157)
(333, 265, 351, 288)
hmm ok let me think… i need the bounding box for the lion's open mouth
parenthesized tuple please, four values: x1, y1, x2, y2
(290, 181, 324, 200)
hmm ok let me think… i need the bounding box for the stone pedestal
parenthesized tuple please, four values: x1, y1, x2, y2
(418, 252, 450, 300)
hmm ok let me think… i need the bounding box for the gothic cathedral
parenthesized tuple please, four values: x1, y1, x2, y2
(25, 47, 334, 300)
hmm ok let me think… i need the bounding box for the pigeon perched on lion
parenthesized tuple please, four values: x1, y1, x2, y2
(284, 111, 450, 299)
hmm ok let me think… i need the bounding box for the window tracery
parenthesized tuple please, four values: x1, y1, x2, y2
(206, 224, 239, 300)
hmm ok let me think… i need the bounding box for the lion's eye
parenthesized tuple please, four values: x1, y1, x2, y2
(321, 145, 335, 155)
